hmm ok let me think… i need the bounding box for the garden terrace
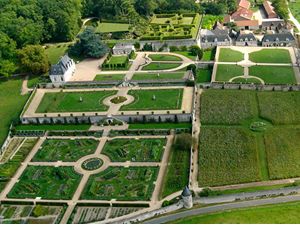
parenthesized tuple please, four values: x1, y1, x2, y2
(101, 55, 130, 71)
(141, 13, 202, 40)
(35, 90, 117, 113)
(32, 138, 99, 162)
(215, 64, 244, 82)
(120, 88, 183, 111)
(218, 48, 244, 62)
(81, 166, 159, 201)
(141, 62, 182, 71)
(148, 54, 182, 61)
(94, 22, 130, 33)
(132, 72, 185, 80)
(94, 74, 125, 81)
(8, 166, 82, 200)
(198, 89, 300, 187)
(249, 49, 292, 63)
(102, 138, 166, 162)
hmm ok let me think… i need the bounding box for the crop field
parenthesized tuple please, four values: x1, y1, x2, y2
(200, 90, 258, 125)
(142, 62, 181, 70)
(132, 72, 184, 80)
(121, 88, 183, 111)
(218, 48, 244, 62)
(257, 91, 300, 125)
(215, 64, 244, 81)
(102, 138, 166, 162)
(81, 166, 159, 201)
(249, 66, 296, 84)
(199, 127, 261, 186)
(249, 49, 292, 63)
(32, 139, 99, 162)
(8, 166, 82, 200)
(36, 90, 117, 113)
(199, 89, 300, 187)
(148, 54, 182, 61)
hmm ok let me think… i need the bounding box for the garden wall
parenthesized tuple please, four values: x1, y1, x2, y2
(199, 83, 300, 91)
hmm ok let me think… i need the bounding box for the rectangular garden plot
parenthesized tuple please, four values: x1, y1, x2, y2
(32, 138, 99, 162)
(81, 167, 159, 201)
(102, 138, 166, 162)
(8, 166, 82, 200)
(121, 89, 183, 111)
(36, 90, 117, 113)
(198, 127, 261, 187)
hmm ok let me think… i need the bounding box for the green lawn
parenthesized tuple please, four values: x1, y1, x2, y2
(132, 72, 184, 80)
(142, 62, 182, 71)
(94, 74, 125, 81)
(128, 123, 192, 130)
(15, 124, 90, 131)
(196, 68, 212, 83)
(199, 127, 261, 187)
(148, 54, 182, 61)
(8, 166, 82, 200)
(121, 89, 183, 111)
(107, 56, 128, 64)
(202, 49, 215, 61)
(81, 167, 159, 201)
(36, 90, 117, 113)
(95, 22, 130, 33)
(231, 77, 262, 84)
(45, 44, 69, 65)
(173, 51, 197, 60)
(249, 49, 292, 63)
(290, 1, 300, 26)
(102, 138, 166, 162)
(0, 79, 29, 147)
(172, 201, 300, 223)
(218, 48, 244, 62)
(32, 139, 99, 162)
(249, 66, 296, 84)
(215, 64, 244, 82)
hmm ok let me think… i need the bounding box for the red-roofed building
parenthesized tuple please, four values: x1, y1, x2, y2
(237, 0, 251, 10)
(235, 20, 259, 30)
(263, 1, 278, 18)
(231, 8, 253, 21)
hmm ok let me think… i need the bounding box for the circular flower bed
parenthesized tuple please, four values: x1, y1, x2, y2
(110, 96, 127, 104)
(81, 158, 103, 171)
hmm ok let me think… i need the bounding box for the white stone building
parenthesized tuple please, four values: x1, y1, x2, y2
(49, 55, 75, 83)
(112, 43, 135, 55)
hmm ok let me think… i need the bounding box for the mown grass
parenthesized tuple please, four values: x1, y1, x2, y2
(0, 79, 28, 147)
(215, 64, 244, 81)
(95, 22, 130, 33)
(200, 90, 258, 125)
(173, 51, 197, 60)
(142, 62, 181, 70)
(15, 124, 90, 131)
(199, 127, 261, 187)
(121, 89, 183, 111)
(249, 66, 296, 84)
(94, 74, 125, 81)
(45, 44, 69, 65)
(231, 77, 262, 84)
(249, 49, 292, 63)
(132, 72, 184, 80)
(172, 201, 300, 224)
(218, 48, 244, 62)
(196, 68, 212, 83)
(128, 123, 192, 130)
(36, 90, 117, 113)
(148, 54, 182, 61)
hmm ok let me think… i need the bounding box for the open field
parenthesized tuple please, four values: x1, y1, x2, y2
(36, 90, 117, 113)
(199, 127, 261, 187)
(0, 79, 28, 147)
(102, 138, 166, 162)
(257, 91, 300, 125)
(148, 54, 182, 61)
(249, 66, 296, 84)
(172, 201, 300, 224)
(264, 128, 300, 180)
(218, 48, 244, 62)
(132, 72, 184, 80)
(121, 89, 183, 111)
(32, 139, 99, 162)
(45, 44, 69, 65)
(94, 74, 125, 81)
(200, 90, 258, 125)
(95, 22, 130, 33)
(215, 64, 244, 81)
(249, 49, 292, 63)
(81, 166, 158, 201)
(8, 166, 82, 200)
(142, 62, 181, 70)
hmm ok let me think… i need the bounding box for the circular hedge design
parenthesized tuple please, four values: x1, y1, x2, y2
(110, 96, 127, 104)
(81, 158, 103, 171)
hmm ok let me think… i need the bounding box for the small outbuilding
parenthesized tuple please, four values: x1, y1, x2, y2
(262, 32, 296, 47)
(112, 43, 135, 55)
(49, 55, 75, 83)
(236, 33, 257, 46)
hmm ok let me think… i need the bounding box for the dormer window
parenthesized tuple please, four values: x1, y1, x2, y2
(276, 37, 279, 41)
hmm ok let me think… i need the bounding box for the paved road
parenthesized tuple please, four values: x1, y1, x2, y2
(143, 195, 300, 224)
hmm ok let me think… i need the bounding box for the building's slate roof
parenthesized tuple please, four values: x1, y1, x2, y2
(182, 186, 192, 197)
(201, 34, 231, 43)
(50, 55, 72, 76)
(262, 32, 295, 42)
(236, 33, 256, 42)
